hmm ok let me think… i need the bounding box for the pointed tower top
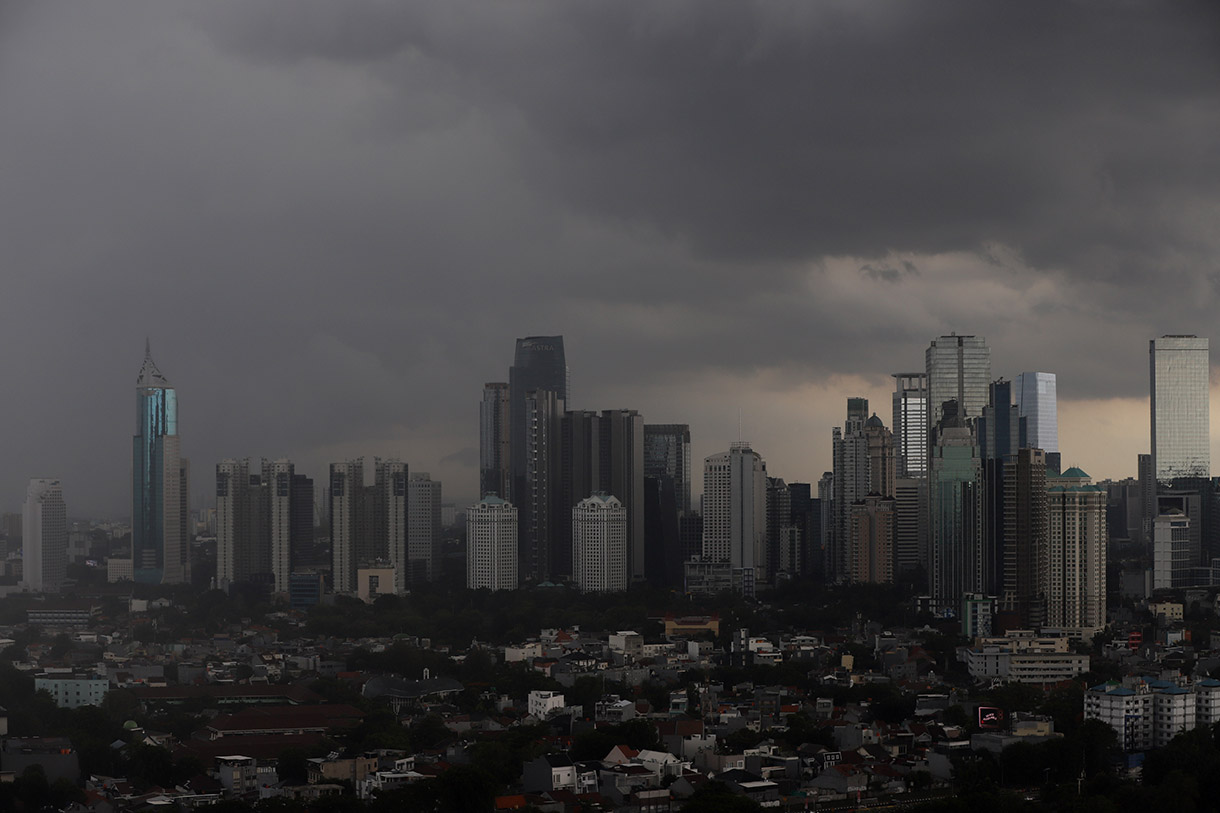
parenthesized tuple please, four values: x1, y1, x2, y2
(137, 340, 170, 387)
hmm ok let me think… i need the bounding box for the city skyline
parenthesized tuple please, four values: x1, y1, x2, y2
(3, 3, 1220, 516)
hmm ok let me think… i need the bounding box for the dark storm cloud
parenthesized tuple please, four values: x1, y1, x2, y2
(1, 0, 1218, 514)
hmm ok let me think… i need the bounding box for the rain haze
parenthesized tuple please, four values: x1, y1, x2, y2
(2, 0, 1219, 517)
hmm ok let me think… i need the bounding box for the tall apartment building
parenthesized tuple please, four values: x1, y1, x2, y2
(479, 382, 511, 499)
(23, 479, 66, 593)
(467, 496, 518, 591)
(572, 493, 628, 592)
(133, 342, 189, 584)
(1046, 467, 1107, 634)
(407, 473, 442, 585)
(330, 458, 407, 595)
(832, 399, 895, 582)
(701, 443, 767, 596)
(892, 373, 928, 478)
(849, 494, 896, 584)
(217, 458, 312, 592)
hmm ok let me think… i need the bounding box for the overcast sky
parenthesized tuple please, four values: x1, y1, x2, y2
(2, 1, 1219, 517)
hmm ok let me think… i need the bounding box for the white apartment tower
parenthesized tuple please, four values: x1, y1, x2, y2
(23, 479, 66, 593)
(572, 493, 628, 592)
(702, 443, 767, 595)
(265, 458, 295, 593)
(467, 496, 518, 591)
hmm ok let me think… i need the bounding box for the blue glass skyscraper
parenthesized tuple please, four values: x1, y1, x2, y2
(133, 342, 188, 584)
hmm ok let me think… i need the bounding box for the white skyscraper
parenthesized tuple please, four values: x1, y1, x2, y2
(467, 496, 518, 591)
(23, 479, 66, 593)
(408, 472, 442, 586)
(572, 493, 628, 592)
(1150, 336, 1210, 482)
(1014, 372, 1058, 455)
(702, 443, 767, 595)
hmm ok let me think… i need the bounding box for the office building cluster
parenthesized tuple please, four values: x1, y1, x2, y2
(477, 338, 821, 596)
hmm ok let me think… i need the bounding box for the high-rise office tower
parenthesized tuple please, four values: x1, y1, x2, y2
(522, 390, 564, 582)
(928, 403, 984, 612)
(133, 342, 189, 585)
(467, 496, 518, 591)
(1151, 335, 1210, 482)
(407, 472, 442, 585)
(329, 458, 406, 594)
(892, 373, 928, 478)
(1014, 372, 1059, 470)
(849, 494, 896, 584)
(702, 443, 767, 595)
(1046, 467, 1107, 633)
(290, 472, 315, 569)
(817, 472, 834, 579)
(1153, 502, 1191, 590)
(787, 482, 818, 579)
(572, 493, 628, 592)
(480, 382, 512, 499)
(644, 475, 682, 587)
(766, 477, 793, 580)
(23, 478, 66, 593)
(979, 379, 1022, 595)
(1137, 453, 1155, 546)
(1001, 448, 1048, 628)
(926, 334, 991, 447)
(644, 424, 692, 515)
(509, 336, 568, 503)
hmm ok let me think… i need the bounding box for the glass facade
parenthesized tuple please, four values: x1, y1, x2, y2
(1014, 372, 1058, 453)
(929, 424, 983, 612)
(926, 335, 991, 442)
(133, 347, 180, 585)
(644, 424, 692, 514)
(1151, 336, 1210, 482)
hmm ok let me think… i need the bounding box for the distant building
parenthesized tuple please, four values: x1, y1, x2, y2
(480, 381, 512, 500)
(572, 493, 628, 592)
(23, 478, 66, 593)
(407, 473, 442, 584)
(132, 342, 190, 585)
(892, 373, 928, 478)
(928, 402, 984, 613)
(467, 496, 518, 591)
(34, 672, 108, 709)
(1150, 335, 1209, 482)
(702, 443, 767, 596)
(1045, 467, 1107, 635)
(849, 495, 895, 584)
(330, 458, 407, 594)
(644, 424, 692, 515)
(1014, 372, 1059, 469)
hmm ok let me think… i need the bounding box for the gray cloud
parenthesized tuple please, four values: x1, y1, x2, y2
(1, 1, 1218, 514)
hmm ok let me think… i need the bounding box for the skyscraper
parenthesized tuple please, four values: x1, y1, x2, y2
(407, 472, 442, 585)
(480, 382, 511, 499)
(467, 496, 518, 591)
(1001, 448, 1048, 628)
(702, 443, 767, 596)
(928, 404, 984, 612)
(849, 494, 896, 584)
(1150, 335, 1210, 482)
(509, 336, 568, 503)
(926, 334, 991, 446)
(133, 342, 189, 585)
(216, 458, 264, 590)
(1014, 372, 1059, 468)
(892, 373, 928, 478)
(831, 400, 894, 581)
(572, 493, 628, 592)
(1046, 467, 1107, 633)
(23, 478, 66, 593)
(644, 424, 692, 515)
